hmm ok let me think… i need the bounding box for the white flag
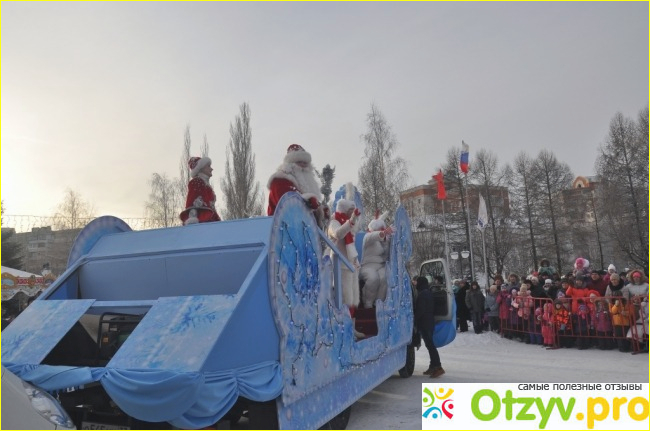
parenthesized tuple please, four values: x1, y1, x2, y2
(477, 194, 488, 231)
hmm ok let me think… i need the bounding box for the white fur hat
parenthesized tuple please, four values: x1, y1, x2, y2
(608, 264, 616, 272)
(284, 144, 312, 164)
(336, 199, 355, 213)
(189, 156, 211, 177)
(368, 211, 388, 231)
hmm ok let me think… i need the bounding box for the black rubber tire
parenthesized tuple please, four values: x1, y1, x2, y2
(319, 406, 352, 430)
(247, 399, 279, 430)
(398, 344, 416, 378)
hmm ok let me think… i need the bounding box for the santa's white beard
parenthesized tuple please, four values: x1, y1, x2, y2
(283, 163, 322, 198)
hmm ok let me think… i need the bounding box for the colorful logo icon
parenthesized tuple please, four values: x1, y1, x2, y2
(422, 386, 454, 420)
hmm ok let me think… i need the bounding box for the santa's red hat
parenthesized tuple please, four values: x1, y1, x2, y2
(189, 156, 211, 177)
(284, 144, 311, 164)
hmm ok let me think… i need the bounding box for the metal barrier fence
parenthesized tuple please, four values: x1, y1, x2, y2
(497, 294, 648, 354)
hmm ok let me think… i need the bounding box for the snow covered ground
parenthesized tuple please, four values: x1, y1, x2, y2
(346, 327, 649, 430)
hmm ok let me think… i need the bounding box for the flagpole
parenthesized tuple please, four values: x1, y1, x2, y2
(442, 199, 450, 275)
(464, 173, 475, 281)
(477, 194, 489, 287)
(481, 229, 488, 287)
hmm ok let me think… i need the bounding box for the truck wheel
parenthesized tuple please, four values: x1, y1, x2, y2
(398, 344, 415, 378)
(319, 406, 351, 430)
(248, 400, 279, 430)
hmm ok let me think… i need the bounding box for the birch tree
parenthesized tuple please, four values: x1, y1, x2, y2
(145, 173, 181, 228)
(53, 189, 95, 230)
(358, 104, 410, 215)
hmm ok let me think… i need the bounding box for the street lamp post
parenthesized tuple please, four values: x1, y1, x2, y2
(450, 251, 459, 279)
(461, 250, 470, 280)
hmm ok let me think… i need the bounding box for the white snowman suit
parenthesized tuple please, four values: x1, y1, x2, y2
(360, 218, 390, 307)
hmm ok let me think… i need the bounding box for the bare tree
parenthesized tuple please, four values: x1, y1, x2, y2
(471, 149, 512, 278)
(509, 152, 541, 270)
(201, 133, 209, 158)
(535, 150, 574, 274)
(53, 189, 95, 230)
(145, 173, 182, 228)
(595, 109, 649, 270)
(1, 201, 24, 269)
(358, 104, 410, 215)
(442, 147, 473, 275)
(179, 125, 192, 191)
(220, 102, 263, 219)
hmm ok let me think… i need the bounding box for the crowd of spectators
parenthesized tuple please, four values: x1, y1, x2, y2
(452, 258, 649, 353)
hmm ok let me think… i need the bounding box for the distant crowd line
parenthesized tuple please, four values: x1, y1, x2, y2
(452, 258, 649, 353)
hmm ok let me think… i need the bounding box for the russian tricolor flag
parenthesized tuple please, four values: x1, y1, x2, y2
(460, 141, 469, 174)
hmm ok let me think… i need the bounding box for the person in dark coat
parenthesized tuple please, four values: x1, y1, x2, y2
(589, 270, 609, 297)
(465, 280, 486, 334)
(529, 277, 547, 299)
(455, 279, 470, 332)
(414, 277, 445, 378)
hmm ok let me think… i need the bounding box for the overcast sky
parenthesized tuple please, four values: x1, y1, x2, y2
(1, 2, 647, 219)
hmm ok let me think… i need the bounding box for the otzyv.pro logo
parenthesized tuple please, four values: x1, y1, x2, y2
(422, 383, 649, 430)
(422, 386, 454, 420)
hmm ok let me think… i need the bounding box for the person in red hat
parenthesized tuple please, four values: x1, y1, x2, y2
(179, 156, 222, 225)
(267, 144, 327, 226)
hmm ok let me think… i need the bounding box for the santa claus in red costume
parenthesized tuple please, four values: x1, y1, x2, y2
(267, 144, 328, 226)
(179, 156, 222, 225)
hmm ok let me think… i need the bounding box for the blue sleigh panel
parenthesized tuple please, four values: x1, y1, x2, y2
(269, 193, 413, 429)
(108, 295, 239, 372)
(2, 300, 95, 365)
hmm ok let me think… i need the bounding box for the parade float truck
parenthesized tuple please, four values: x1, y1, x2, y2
(1, 192, 451, 429)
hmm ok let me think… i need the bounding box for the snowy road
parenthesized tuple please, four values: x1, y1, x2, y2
(347, 329, 649, 430)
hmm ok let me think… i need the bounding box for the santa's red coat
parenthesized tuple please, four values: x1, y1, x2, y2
(180, 177, 221, 224)
(267, 177, 300, 216)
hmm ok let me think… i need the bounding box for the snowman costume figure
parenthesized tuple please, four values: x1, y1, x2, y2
(360, 212, 393, 308)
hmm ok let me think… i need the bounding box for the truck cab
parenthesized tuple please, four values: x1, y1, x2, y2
(418, 258, 456, 347)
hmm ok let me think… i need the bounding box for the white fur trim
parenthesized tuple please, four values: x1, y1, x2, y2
(185, 216, 199, 225)
(191, 157, 211, 177)
(267, 170, 296, 189)
(368, 219, 386, 231)
(267, 163, 323, 199)
(284, 148, 311, 164)
(336, 199, 355, 213)
(184, 208, 199, 225)
(301, 193, 318, 201)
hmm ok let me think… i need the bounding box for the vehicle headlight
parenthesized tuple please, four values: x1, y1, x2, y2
(23, 381, 75, 428)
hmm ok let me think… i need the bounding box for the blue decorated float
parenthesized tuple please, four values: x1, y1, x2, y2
(1, 192, 415, 429)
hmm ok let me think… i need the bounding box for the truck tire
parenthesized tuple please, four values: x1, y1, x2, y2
(398, 344, 415, 378)
(247, 399, 279, 430)
(319, 406, 351, 430)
